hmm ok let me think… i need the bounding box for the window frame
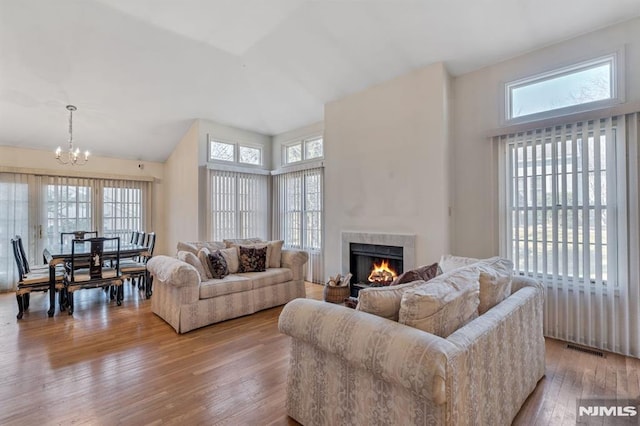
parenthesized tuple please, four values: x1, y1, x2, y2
(503, 51, 624, 125)
(282, 136, 324, 166)
(209, 138, 263, 167)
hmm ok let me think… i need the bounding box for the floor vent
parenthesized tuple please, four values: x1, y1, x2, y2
(566, 343, 605, 358)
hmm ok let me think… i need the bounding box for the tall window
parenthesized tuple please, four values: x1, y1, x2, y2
(0, 173, 29, 292)
(209, 170, 268, 240)
(45, 178, 93, 248)
(501, 119, 618, 286)
(102, 183, 144, 240)
(273, 167, 324, 282)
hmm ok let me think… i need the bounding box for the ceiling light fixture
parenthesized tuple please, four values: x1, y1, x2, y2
(55, 105, 89, 165)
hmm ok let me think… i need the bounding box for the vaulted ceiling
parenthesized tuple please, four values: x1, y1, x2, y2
(1, 0, 639, 162)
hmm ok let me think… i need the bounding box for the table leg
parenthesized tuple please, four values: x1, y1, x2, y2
(48, 264, 55, 317)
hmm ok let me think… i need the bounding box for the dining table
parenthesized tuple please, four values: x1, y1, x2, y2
(43, 240, 149, 316)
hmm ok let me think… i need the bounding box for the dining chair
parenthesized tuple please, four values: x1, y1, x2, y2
(60, 231, 98, 245)
(63, 236, 124, 315)
(11, 236, 63, 319)
(121, 232, 156, 299)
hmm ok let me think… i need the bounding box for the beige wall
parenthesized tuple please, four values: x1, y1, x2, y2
(451, 18, 640, 258)
(324, 62, 451, 277)
(164, 120, 199, 255)
(0, 144, 166, 253)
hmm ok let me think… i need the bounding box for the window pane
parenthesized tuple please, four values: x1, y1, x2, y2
(286, 144, 302, 163)
(239, 145, 261, 165)
(510, 60, 612, 119)
(102, 187, 142, 240)
(305, 138, 323, 160)
(210, 141, 234, 162)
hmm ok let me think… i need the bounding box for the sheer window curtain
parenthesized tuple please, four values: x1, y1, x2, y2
(0, 173, 29, 292)
(498, 113, 640, 357)
(272, 167, 324, 284)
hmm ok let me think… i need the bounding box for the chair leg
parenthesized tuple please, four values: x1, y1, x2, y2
(146, 274, 153, 299)
(24, 293, 30, 310)
(117, 285, 123, 306)
(67, 291, 74, 315)
(16, 294, 24, 319)
(59, 289, 67, 311)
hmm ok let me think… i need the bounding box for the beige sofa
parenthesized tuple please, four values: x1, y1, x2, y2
(147, 242, 308, 333)
(278, 272, 545, 425)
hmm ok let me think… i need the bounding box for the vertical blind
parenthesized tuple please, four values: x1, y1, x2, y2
(272, 167, 324, 283)
(208, 170, 268, 241)
(498, 113, 640, 356)
(0, 173, 152, 292)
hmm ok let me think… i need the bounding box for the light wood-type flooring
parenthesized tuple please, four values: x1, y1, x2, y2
(1, 282, 639, 425)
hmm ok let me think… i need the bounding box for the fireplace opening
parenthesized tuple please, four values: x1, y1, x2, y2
(350, 243, 403, 296)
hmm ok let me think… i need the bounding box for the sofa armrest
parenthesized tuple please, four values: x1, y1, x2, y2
(511, 274, 544, 294)
(279, 298, 458, 404)
(147, 255, 200, 289)
(280, 249, 309, 281)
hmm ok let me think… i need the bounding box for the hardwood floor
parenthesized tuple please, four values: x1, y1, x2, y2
(0, 282, 638, 425)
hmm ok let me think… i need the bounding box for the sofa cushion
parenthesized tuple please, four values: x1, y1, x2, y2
(223, 238, 265, 246)
(473, 257, 513, 314)
(238, 245, 267, 272)
(177, 241, 226, 255)
(177, 250, 208, 281)
(391, 262, 440, 285)
(440, 255, 514, 314)
(219, 246, 239, 274)
(199, 275, 252, 299)
(237, 268, 293, 289)
(267, 240, 284, 268)
(207, 250, 229, 279)
(197, 248, 214, 279)
(356, 280, 429, 321)
(399, 266, 480, 337)
(438, 254, 479, 273)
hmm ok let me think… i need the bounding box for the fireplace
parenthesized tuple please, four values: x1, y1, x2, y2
(350, 243, 403, 286)
(341, 232, 416, 297)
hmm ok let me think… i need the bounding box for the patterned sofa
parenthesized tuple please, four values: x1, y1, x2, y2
(278, 275, 545, 426)
(147, 243, 308, 333)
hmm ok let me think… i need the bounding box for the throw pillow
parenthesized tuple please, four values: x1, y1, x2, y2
(356, 280, 430, 321)
(177, 250, 208, 281)
(238, 245, 267, 273)
(197, 248, 214, 279)
(473, 257, 513, 314)
(207, 250, 229, 279)
(399, 266, 480, 338)
(391, 262, 440, 285)
(228, 241, 278, 268)
(219, 246, 240, 274)
(438, 254, 479, 273)
(268, 240, 284, 268)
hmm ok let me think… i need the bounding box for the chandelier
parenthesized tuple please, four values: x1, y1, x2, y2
(55, 105, 89, 165)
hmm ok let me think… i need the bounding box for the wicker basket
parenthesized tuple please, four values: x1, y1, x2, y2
(323, 284, 350, 303)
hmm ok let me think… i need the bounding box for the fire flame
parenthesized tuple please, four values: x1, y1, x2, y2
(367, 260, 397, 284)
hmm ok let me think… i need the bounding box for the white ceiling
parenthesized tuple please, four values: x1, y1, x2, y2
(1, 0, 639, 162)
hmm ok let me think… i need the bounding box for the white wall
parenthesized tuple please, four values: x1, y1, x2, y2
(324, 62, 451, 277)
(451, 18, 640, 258)
(0, 145, 166, 253)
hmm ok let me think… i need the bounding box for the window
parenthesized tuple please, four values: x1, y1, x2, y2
(103, 186, 143, 241)
(209, 138, 263, 166)
(273, 167, 324, 282)
(283, 137, 323, 165)
(0, 173, 29, 292)
(210, 141, 235, 162)
(46, 181, 93, 248)
(500, 118, 621, 286)
(506, 54, 620, 122)
(209, 170, 268, 240)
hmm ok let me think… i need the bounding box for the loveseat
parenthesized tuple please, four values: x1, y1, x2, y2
(147, 240, 308, 333)
(278, 257, 545, 425)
